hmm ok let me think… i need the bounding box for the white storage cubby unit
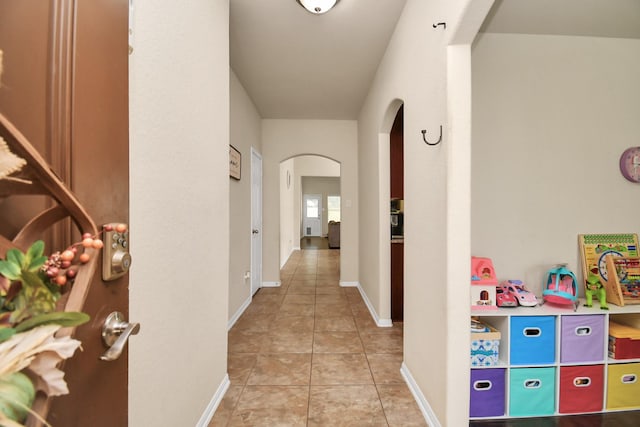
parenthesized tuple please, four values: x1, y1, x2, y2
(470, 301, 640, 420)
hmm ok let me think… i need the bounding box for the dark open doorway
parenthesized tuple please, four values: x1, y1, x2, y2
(390, 105, 404, 322)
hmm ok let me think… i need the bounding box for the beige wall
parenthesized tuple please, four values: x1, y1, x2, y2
(357, 0, 489, 425)
(472, 33, 640, 294)
(279, 158, 296, 267)
(262, 120, 358, 284)
(128, 0, 230, 425)
(228, 70, 262, 323)
(295, 155, 341, 176)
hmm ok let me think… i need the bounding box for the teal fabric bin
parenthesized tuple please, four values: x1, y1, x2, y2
(509, 367, 556, 416)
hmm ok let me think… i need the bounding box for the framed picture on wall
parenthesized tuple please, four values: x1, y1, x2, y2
(229, 145, 241, 180)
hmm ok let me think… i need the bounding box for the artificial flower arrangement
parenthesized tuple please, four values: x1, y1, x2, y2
(0, 233, 103, 426)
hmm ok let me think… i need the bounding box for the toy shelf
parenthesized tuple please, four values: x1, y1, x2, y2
(470, 301, 640, 420)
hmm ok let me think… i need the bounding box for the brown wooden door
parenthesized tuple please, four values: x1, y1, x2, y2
(0, 1, 51, 240)
(0, 0, 130, 425)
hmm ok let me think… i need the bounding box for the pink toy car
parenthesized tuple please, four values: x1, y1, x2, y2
(496, 284, 518, 307)
(502, 280, 538, 307)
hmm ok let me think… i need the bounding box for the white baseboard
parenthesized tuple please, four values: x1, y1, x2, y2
(281, 247, 302, 269)
(400, 363, 441, 427)
(228, 295, 252, 330)
(339, 281, 358, 287)
(344, 282, 392, 327)
(195, 374, 230, 427)
(261, 281, 281, 287)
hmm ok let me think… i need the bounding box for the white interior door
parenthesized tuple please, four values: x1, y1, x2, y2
(251, 148, 262, 295)
(303, 194, 322, 237)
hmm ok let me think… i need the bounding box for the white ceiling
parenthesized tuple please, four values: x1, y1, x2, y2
(230, 0, 640, 121)
(230, 0, 407, 120)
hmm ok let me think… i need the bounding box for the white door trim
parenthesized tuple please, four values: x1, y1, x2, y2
(251, 147, 263, 296)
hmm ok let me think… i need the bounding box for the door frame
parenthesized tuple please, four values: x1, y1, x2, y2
(251, 147, 263, 296)
(378, 99, 404, 326)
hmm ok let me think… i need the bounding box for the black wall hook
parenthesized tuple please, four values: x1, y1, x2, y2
(433, 22, 446, 30)
(421, 126, 443, 146)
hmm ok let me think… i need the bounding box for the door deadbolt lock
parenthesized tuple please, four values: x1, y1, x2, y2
(102, 223, 132, 281)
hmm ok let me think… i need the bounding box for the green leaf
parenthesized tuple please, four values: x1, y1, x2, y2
(26, 240, 44, 258)
(15, 311, 89, 332)
(5, 250, 24, 270)
(0, 372, 35, 423)
(24, 241, 45, 269)
(18, 270, 48, 290)
(0, 328, 16, 343)
(26, 255, 48, 272)
(8, 295, 28, 324)
(8, 271, 57, 324)
(0, 261, 20, 281)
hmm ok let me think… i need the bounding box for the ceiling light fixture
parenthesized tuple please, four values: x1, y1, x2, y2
(296, 0, 339, 15)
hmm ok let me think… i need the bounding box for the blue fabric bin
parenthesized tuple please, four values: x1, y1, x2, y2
(510, 316, 556, 365)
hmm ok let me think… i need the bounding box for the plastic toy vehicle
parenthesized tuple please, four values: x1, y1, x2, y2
(496, 284, 518, 307)
(543, 264, 579, 311)
(502, 280, 538, 307)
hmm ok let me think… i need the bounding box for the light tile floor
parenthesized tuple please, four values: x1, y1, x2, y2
(210, 249, 427, 427)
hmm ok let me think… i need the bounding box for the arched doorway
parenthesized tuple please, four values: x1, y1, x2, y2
(279, 155, 341, 268)
(377, 99, 404, 325)
(390, 105, 404, 321)
(372, 99, 406, 326)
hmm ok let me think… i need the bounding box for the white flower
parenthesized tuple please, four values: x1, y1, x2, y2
(0, 325, 82, 396)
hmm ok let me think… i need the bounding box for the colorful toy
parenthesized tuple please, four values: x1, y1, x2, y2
(471, 256, 498, 284)
(584, 271, 608, 310)
(542, 264, 579, 311)
(604, 255, 640, 307)
(496, 284, 517, 307)
(471, 256, 498, 310)
(501, 280, 538, 307)
(578, 233, 639, 296)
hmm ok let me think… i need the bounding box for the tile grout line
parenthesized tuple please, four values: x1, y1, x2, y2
(222, 248, 415, 426)
(353, 277, 391, 427)
(306, 250, 314, 427)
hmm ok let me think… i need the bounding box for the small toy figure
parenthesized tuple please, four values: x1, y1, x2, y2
(584, 271, 608, 310)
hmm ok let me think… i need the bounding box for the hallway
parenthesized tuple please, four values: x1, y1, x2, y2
(299, 236, 330, 250)
(210, 249, 426, 426)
